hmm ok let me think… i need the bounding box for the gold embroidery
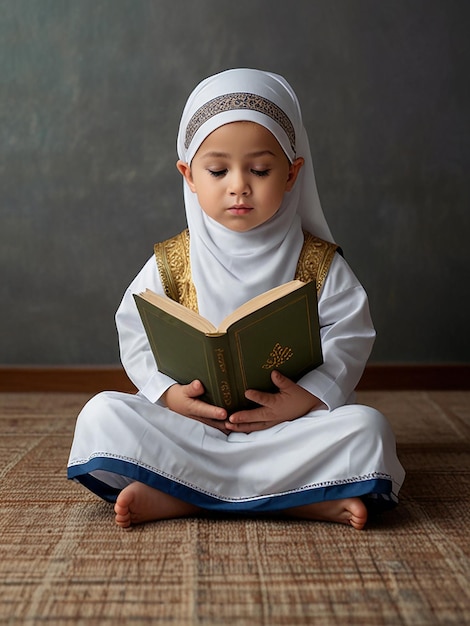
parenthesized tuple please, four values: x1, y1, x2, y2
(154, 229, 199, 312)
(295, 231, 338, 294)
(262, 343, 294, 370)
(154, 229, 338, 311)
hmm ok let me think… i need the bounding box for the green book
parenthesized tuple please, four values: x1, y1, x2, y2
(133, 279, 323, 413)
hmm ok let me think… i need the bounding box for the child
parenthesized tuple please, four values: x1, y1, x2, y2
(68, 68, 405, 530)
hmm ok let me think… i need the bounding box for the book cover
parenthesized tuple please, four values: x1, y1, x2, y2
(133, 280, 323, 413)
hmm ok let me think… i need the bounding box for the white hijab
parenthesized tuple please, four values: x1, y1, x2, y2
(176, 68, 334, 326)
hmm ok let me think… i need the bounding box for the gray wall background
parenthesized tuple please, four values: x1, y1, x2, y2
(2, 0, 469, 365)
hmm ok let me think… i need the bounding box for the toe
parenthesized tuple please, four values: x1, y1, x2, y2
(115, 513, 132, 528)
(114, 502, 128, 516)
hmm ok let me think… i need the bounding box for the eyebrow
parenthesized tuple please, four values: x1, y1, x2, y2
(199, 150, 276, 159)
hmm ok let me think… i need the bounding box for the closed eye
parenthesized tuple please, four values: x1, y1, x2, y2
(252, 169, 270, 177)
(208, 169, 227, 178)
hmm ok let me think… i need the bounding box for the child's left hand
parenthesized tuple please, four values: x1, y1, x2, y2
(225, 370, 322, 434)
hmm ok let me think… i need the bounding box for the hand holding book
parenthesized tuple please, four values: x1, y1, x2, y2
(162, 379, 232, 435)
(225, 369, 322, 433)
(162, 369, 322, 435)
(134, 279, 323, 414)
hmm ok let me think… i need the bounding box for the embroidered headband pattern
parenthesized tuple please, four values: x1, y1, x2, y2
(184, 92, 296, 152)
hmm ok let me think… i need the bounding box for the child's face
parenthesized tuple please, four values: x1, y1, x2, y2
(177, 122, 303, 232)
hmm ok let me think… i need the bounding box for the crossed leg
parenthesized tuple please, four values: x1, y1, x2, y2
(114, 481, 367, 530)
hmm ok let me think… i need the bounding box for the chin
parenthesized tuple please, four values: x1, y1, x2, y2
(225, 223, 258, 233)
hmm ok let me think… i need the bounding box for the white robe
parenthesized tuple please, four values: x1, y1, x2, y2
(67, 252, 405, 512)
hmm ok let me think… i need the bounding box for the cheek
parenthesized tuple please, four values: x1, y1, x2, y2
(267, 181, 288, 205)
(195, 187, 219, 212)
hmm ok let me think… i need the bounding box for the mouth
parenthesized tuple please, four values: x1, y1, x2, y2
(227, 204, 254, 215)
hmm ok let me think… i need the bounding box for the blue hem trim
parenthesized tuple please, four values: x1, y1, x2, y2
(68, 457, 397, 512)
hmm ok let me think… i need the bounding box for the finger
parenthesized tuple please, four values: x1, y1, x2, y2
(189, 415, 231, 435)
(225, 419, 279, 433)
(184, 380, 227, 420)
(189, 399, 227, 420)
(243, 371, 294, 407)
(185, 379, 205, 398)
(229, 406, 271, 424)
(271, 369, 295, 391)
(244, 387, 277, 409)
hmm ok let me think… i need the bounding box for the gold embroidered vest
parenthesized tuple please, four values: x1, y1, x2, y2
(154, 228, 338, 313)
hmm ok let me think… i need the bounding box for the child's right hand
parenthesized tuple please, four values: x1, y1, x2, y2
(162, 379, 230, 435)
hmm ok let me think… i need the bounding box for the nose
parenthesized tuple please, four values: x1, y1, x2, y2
(228, 170, 250, 196)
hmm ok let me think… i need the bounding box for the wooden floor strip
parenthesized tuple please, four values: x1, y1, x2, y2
(0, 364, 469, 392)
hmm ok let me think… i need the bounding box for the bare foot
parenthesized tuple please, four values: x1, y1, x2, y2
(114, 482, 201, 528)
(284, 497, 368, 530)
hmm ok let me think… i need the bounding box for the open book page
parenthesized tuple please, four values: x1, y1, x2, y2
(137, 289, 217, 334)
(137, 279, 306, 336)
(216, 279, 305, 332)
